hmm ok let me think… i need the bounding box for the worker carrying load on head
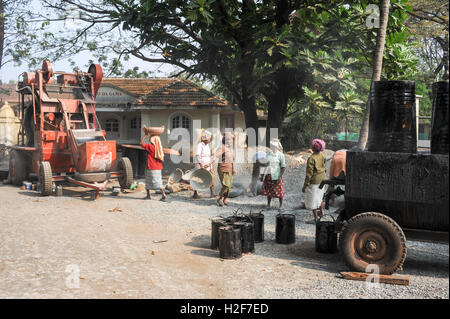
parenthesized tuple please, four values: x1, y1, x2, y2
(141, 128, 167, 202)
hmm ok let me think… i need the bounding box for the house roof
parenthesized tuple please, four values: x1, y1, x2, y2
(137, 79, 229, 107)
(101, 78, 177, 97)
(101, 77, 230, 108)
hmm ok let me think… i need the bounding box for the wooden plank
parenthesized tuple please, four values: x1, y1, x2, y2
(8, 145, 37, 152)
(340, 272, 410, 286)
(119, 144, 180, 155)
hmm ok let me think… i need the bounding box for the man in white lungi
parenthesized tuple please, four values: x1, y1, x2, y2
(192, 130, 216, 199)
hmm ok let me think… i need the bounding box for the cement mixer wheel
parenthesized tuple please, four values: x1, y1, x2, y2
(340, 212, 407, 275)
(118, 157, 133, 189)
(38, 161, 53, 196)
(9, 150, 29, 186)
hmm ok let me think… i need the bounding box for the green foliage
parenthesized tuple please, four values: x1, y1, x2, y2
(123, 66, 149, 78)
(280, 0, 425, 148)
(2, 0, 435, 148)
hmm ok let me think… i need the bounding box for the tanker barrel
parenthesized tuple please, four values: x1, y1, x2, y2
(367, 80, 417, 153)
(431, 81, 449, 155)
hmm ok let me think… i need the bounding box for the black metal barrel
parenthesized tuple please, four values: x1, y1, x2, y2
(232, 221, 255, 253)
(249, 212, 264, 243)
(211, 217, 227, 250)
(367, 81, 417, 153)
(218, 226, 242, 259)
(315, 215, 338, 253)
(431, 81, 449, 154)
(275, 214, 296, 244)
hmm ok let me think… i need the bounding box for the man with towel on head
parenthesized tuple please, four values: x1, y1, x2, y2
(192, 129, 216, 199)
(141, 130, 167, 201)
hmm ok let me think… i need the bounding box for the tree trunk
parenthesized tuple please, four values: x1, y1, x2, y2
(0, 0, 5, 70)
(266, 90, 288, 147)
(357, 0, 391, 150)
(239, 92, 262, 196)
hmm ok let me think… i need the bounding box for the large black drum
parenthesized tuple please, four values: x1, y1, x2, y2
(431, 81, 449, 154)
(275, 214, 296, 244)
(367, 81, 417, 153)
(218, 226, 242, 259)
(315, 215, 338, 253)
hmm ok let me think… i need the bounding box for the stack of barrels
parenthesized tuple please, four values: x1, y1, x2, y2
(211, 211, 300, 259)
(211, 212, 264, 259)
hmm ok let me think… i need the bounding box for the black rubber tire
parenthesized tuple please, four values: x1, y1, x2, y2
(118, 157, 133, 189)
(9, 150, 29, 186)
(340, 212, 407, 275)
(39, 161, 53, 196)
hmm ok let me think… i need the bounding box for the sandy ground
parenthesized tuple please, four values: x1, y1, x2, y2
(0, 178, 448, 299)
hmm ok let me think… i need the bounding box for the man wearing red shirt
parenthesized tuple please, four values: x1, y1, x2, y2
(141, 133, 167, 201)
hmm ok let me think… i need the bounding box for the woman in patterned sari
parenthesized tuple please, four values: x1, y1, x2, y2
(261, 138, 286, 208)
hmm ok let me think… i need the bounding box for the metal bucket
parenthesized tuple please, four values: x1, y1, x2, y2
(218, 226, 242, 259)
(211, 217, 227, 250)
(183, 168, 213, 191)
(249, 212, 264, 243)
(168, 168, 183, 184)
(315, 214, 338, 253)
(232, 221, 255, 253)
(142, 126, 165, 135)
(275, 214, 296, 244)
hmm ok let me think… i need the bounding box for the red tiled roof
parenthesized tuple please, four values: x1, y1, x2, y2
(101, 78, 177, 96)
(137, 79, 229, 107)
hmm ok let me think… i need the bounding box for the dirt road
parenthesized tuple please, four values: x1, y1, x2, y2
(0, 182, 448, 299)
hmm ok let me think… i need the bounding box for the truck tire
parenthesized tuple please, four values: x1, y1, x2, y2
(39, 161, 53, 196)
(118, 157, 133, 189)
(9, 150, 29, 186)
(340, 212, 407, 275)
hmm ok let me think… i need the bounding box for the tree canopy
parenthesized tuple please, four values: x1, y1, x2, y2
(1, 0, 447, 149)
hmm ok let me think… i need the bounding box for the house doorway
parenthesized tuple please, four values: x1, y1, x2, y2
(128, 116, 141, 141)
(104, 118, 120, 140)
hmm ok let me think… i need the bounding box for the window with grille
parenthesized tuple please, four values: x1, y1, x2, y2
(105, 119, 119, 132)
(171, 114, 191, 130)
(130, 117, 141, 129)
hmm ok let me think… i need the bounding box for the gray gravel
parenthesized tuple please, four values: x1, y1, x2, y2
(0, 149, 448, 299)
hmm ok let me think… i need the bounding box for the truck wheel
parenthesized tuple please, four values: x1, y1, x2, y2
(118, 157, 133, 189)
(38, 161, 53, 196)
(9, 150, 29, 186)
(340, 212, 407, 275)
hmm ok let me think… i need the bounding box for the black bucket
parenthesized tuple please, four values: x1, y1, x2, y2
(315, 215, 338, 253)
(367, 80, 417, 153)
(249, 212, 264, 243)
(275, 214, 295, 244)
(232, 221, 255, 253)
(431, 81, 449, 154)
(218, 226, 242, 259)
(211, 217, 227, 250)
